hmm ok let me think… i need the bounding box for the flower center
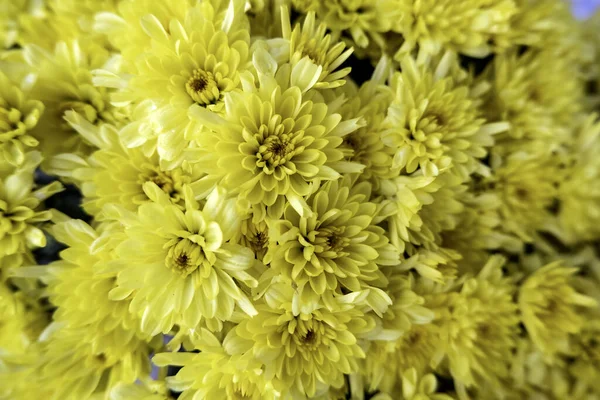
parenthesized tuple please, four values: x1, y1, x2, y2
(186, 69, 220, 106)
(303, 329, 316, 345)
(165, 239, 204, 276)
(257, 134, 297, 169)
(139, 166, 187, 204)
(314, 226, 349, 254)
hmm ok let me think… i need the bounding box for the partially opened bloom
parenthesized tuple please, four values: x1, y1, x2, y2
(154, 328, 279, 399)
(10, 219, 153, 400)
(264, 176, 398, 314)
(482, 149, 561, 244)
(19, 325, 151, 400)
(519, 261, 597, 360)
(395, 0, 517, 57)
(382, 52, 507, 178)
(226, 283, 376, 397)
(379, 171, 465, 253)
(0, 70, 43, 166)
(281, 9, 353, 89)
(25, 39, 125, 158)
(47, 111, 206, 219)
(110, 183, 257, 334)
(293, 0, 403, 49)
(482, 48, 585, 144)
(0, 152, 62, 267)
(555, 115, 600, 243)
(337, 60, 396, 189)
(190, 48, 363, 220)
(399, 368, 453, 400)
(434, 256, 519, 388)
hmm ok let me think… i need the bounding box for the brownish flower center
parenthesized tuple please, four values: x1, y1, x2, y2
(185, 69, 220, 106)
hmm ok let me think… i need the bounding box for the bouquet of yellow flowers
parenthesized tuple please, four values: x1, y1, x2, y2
(1, 1, 600, 399)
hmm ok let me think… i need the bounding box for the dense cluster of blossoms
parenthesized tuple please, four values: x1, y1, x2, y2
(1, 0, 600, 399)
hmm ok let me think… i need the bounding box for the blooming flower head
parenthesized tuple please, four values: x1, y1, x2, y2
(47, 111, 207, 219)
(519, 261, 597, 360)
(41, 219, 151, 347)
(109, 183, 257, 334)
(281, 8, 353, 89)
(154, 328, 279, 400)
(292, 0, 403, 49)
(337, 59, 397, 189)
(379, 171, 465, 253)
(382, 52, 507, 178)
(395, 0, 517, 57)
(482, 48, 585, 143)
(433, 256, 520, 387)
(226, 284, 376, 397)
(108, 0, 250, 168)
(362, 272, 435, 392)
(9, 219, 153, 400)
(19, 325, 151, 400)
(94, 0, 194, 67)
(0, 282, 48, 364)
(555, 115, 600, 244)
(0, 151, 62, 267)
(0, 0, 48, 49)
(190, 48, 363, 220)
(264, 175, 398, 315)
(480, 149, 561, 244)
(0, 70, 43, 166)
(25, 39, 126, 158)
(440, 191, 521, 272)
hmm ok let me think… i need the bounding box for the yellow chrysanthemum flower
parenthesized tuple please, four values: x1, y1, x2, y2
(109, 183, 257, 334)
(190, 48, 364, 220)
(382, 52, 508, 178)
(47, 111, 207, 218)
(434, 256, 519, 387)
(510, 0, 584, 58)
(94, 0, 194, 67)
(363, 272, 435, 393)
(479, 149, 561, 244)
(226, 283, 376, 397)
(11, 219, 153, 400)
(482, 48, 585, 143)
(0, 282, 48, 399)
(0, 69, 43, 166)
(554, 115, 600, 244)
(17, 325, 151, 400)
(0, 151, 62, 267)
(399, 368, 454, 400)
(105, 0, 250, 168)
(337, 60, 396, 189)
(379, 171, 465, 253)
(264, 176, 398, 315)
(441, 192, 521, 273)
(291, 0, 402, 49)
(0, 0, 46, 49)
(519, 261, 597, 360)
(281, 9, 353, 89)
(154, 328, 279, 399)
(25, 39, 126, 158)
(0, 282, 47, 371)
(40, 219, 151, 346)
(395, 0, 517, 57)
